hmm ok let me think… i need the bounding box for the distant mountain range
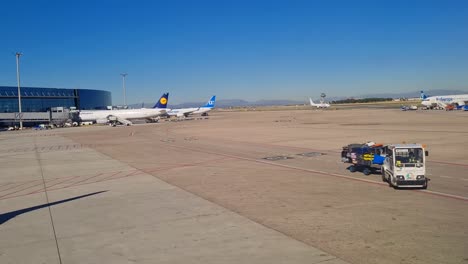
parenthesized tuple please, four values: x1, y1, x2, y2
(129, 89, 468, 108)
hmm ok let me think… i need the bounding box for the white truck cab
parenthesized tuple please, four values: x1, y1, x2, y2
(381, 144, 429, 189)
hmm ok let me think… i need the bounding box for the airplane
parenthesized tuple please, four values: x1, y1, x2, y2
(420, 91, 468, 109)
(309, 98, 330, 108)
(166, 95, 216, 118)
(79, 93, 170, 125)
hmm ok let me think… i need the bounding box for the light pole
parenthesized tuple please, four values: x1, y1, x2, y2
(120, 73, 128, 106)
(15, 52, 23, 129)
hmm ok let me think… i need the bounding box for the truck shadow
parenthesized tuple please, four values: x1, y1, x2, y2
(346, 165, 382, 175)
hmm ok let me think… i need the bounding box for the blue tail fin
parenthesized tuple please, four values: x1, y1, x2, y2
(420, 91, 428, 100)
(201, 96, 216, 108)
(153, 93, 169, 108)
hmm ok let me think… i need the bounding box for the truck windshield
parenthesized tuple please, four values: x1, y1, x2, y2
(395, 148, 424, 166)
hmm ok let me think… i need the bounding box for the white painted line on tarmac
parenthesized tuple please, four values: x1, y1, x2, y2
(439, 176, 452, 179)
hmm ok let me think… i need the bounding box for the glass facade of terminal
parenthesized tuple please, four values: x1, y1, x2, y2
(76, 89, 112, 110)
(0, 86, 111, 112)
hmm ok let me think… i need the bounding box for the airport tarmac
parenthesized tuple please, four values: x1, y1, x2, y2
(1, 109, 467, 264)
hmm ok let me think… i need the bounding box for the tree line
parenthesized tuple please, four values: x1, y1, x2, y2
(331, 98, 393, 104)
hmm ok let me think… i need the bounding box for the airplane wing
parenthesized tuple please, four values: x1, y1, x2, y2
(183, 108, 199, 117)
(168, 108, 198, 117)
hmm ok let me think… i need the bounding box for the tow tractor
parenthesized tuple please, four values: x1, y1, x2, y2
(381, 144, 429, 189)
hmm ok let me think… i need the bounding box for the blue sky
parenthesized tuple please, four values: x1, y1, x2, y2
(1, 0, 467, 104)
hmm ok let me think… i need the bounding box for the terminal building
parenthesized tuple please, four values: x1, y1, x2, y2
(0, 86, 112, 112)
(0, 86, 112, 127)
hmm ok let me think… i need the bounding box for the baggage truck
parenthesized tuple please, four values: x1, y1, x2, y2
(341, 142, 385, 175)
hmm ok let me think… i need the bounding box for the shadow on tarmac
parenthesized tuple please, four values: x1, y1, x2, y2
(0, 191, 107, 225)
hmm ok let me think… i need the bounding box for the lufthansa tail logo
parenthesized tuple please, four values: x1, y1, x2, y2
(160, 98, 167, 105)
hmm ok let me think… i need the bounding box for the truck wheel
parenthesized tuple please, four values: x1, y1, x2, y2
(349, 166, 357, 173)
(363, 168, 371, 176)
(422, 179, 428, 190)
(381, 169, 387, 182)
(388, 177, 394, 188)
(389, 178, 399, 189)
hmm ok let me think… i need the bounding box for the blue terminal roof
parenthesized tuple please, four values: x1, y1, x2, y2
(0, 86, 77, 98)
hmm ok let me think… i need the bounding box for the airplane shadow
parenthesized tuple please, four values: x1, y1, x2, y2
(0, 191, 107, 225)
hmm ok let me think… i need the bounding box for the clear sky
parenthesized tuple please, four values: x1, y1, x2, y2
(1, 0, 467, 104)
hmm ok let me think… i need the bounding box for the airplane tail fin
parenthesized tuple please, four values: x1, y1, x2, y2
(153, 93, 169, 108)
(420, 91, 428, 100)
(202, 95, 216, 108)
(309, 98, 316, 106)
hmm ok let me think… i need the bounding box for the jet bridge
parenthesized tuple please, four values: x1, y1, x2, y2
(0, 109, 74, 127)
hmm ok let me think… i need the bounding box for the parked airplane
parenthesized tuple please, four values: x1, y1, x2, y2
(79, 93, 169, 125)
(167, 95, 216, 117)
(420, 91, 468, 109)
(309, 98, 330, 108)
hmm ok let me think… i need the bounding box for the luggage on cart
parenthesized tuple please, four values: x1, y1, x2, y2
(341, 142, 385, 175)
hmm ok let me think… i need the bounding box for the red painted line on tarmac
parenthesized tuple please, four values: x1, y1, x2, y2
(49, 176, 75, 183)
(429, 160, 468, 168)
(41, 175, 82, 190)
(0, 190, 46, 200)
(79, 157, 232, 185)
(0, 176, 80, 199)
(145, 165, 190, 174)
(0, 156, 261, 201)
(0, 182, 14, 188)
(265, 143, 468, 168)
(0, 182, 47, 199)
(7, 173, 130, 199)
(48, 171, 143, 191)
(417, 190, 468, 202)
(200, 137, 468, 168)
(126, 170, 143, 176)
(61, 173, 104, 188)
(165, 143, 468, 203)
(144, 157, 230, 174)
(89, 171, 123, 183)
(94, 170, 143, 183)
(0, 180, 42, 193)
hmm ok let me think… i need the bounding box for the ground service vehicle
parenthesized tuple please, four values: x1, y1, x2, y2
(445, 104, 455, 111)
(381, 144, 429, 189)
(341, 142, 385, 175)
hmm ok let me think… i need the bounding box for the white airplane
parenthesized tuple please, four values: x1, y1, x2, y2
(167, 96, 216, 117)
(79, 93, 169, 125)
(420, 91, 468, 109)
(309, 98, 330, 108)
